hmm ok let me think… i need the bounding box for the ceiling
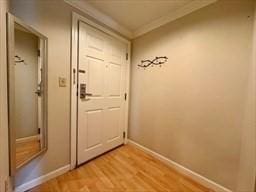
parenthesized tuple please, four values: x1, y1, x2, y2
(65, 0, 217, 39)
(86, 0, 192, 31)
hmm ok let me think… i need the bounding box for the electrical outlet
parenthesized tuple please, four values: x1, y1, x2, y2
(59, 77, 67, 87)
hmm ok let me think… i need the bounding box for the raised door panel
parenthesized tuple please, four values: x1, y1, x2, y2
(86, 110, 103, 149)
(86, 30, 105, 60)
(77, 108, 104, 164)
(108, 63, 121, 97)
(110, 40, 123, 65)
(87, 58, 104, 97)
(106, 107, 120, 141)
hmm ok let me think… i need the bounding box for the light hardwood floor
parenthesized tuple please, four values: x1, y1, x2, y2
(29, 144, 213, 192)
(16, 139, 41, 168)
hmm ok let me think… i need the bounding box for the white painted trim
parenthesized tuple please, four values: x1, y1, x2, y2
(70, 12, 131, 169)
(0, 1, 10, 191)
(70, 12, 78, 170)
(73, 13, 130, 44)
(133, 0, 217, 38)
(15, 164, 70, 192)
(128, 139, 232, 192)
(65, 0, 217, 39)
(64, 0, 133, 39)
(16, 135, 40, 144)
(124, 42, 131, 144)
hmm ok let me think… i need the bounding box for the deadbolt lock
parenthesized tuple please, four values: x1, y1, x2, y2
(80, 83, 93, 100)
(80, 84, 86, 99)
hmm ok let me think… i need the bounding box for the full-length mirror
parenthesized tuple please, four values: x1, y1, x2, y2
(7, 13, 48, 175)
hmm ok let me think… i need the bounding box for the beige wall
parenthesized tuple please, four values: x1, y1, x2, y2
(0, 0, 10, 191)
(10, 0, 71, 187)
(15, 29, 39, 139)
(129, 0, 255, 191)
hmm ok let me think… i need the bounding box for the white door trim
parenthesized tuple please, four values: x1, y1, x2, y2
(71, 12, 131, 170)
(15, 164, 71, 192)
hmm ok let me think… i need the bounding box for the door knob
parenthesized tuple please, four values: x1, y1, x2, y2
(35, 82, 42, 96)
(35, 89, 41, 96)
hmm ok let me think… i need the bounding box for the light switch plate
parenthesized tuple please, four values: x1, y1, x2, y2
(59, 77, 67, 87)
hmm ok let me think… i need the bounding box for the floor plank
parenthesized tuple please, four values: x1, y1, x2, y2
(29, 144, 213, 192)
(16, 139, 41, 168)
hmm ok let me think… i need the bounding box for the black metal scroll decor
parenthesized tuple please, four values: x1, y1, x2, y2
(138, 56, 168, 69)
(15, 55, 26, 65)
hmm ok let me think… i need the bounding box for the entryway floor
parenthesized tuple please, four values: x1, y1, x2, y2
(29, 144, 213, 192)
(16, 139, 41, 168)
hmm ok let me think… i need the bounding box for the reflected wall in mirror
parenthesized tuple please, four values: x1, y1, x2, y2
(14, 24, 42, 168)
(7, 13, 48, 175)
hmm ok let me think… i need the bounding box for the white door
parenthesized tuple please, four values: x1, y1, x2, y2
(77, 21, 127, 165)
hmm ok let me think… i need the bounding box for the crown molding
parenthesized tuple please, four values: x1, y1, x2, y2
(65, 0, 218, 39)
(64, 0, 133, 39)
(133, 0, 218, 38)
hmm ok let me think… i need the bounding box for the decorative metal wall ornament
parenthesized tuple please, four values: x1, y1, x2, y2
(138, 56, 168, 69)
(15, 55, 26, 65)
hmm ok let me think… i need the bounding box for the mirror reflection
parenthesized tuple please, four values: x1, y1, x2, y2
(12, 22, 47, 169)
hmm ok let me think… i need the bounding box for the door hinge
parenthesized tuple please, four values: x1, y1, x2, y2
(73, 68, 76, 84)
(124, 93, 127, 101)
(38, 128, 41, 134)
(37, 49, 41, 57)
(76, 83, 79, 97)
(123, 131, 126, 139)
(126, 53, 128, 60)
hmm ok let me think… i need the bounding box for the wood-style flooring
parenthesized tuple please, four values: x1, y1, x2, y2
(29, 144, 213, 192)
(16, 139, 41, 168)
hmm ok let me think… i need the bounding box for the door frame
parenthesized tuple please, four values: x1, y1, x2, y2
(70, 12, 131, 169)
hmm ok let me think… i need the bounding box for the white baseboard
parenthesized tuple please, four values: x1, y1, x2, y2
(16, 135, 40, 144)
(128, 139, 232, 192)
(15, 164, 70, 192)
